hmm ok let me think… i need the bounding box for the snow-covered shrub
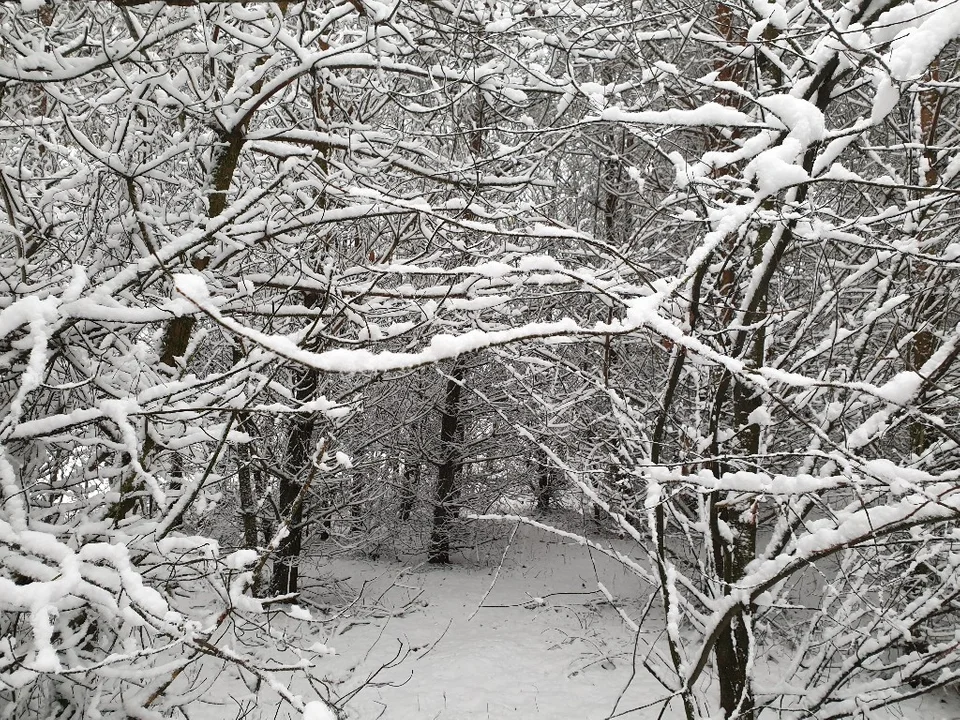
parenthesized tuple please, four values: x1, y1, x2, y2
(0, 493, 345, 718)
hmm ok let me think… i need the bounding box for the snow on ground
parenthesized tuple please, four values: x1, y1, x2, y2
(314, 524, 658, 720)
(187, 519, 960, 720)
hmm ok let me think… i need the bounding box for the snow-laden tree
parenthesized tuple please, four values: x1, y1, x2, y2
(0, 0, 588, 716)
(486, 0, 960, 716)
(4, 0, 960, 718)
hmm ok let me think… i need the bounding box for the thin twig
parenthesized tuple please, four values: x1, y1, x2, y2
(468, 520, 520, 621)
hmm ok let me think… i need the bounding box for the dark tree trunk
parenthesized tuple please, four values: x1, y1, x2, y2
(350, 476, 363, 532)
(399, 459, 419, 522)
(707, 7, 758, 714)
(429, 361, 464, 564)
(910, 59, 941, 456)
(233, 346, 260, 553)
(713, 230, 767, 720)
(536, 450, 554, 513)
(236, 429, 260, 550)
(271, 295, 320, 596)
(254, 457, 272, 547)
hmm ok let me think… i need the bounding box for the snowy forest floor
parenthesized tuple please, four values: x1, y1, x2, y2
(195, 517, 960, 720)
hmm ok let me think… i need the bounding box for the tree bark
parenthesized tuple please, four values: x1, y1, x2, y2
(399, 458, 419, 522)
(271, 295, 320, 596)
(233, 346, 260, 553)
(535, 447, 555, 513)
(429, 361, 465, 564)
(709, 8, 759, 717)
(910, 58, 941, 455)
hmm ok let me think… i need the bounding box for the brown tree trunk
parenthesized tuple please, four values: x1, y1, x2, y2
(710, 7, 759, 717)
(910, 59, 941, 455)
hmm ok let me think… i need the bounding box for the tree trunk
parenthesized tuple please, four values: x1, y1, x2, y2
(234, 345, 260, 553)
(399, 458, 419, 522)
(429, 361, 464, 564)
(707, 6, 760, 716)
(910, 58, 941, 456)
(236, 442, 259, 551)
(535, 448, 554, 513)
(108, 135, 248, 522)
(254, 457, 272, 547)
(271, 295, 320, 596)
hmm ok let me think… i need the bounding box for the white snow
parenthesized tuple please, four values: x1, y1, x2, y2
(303, 701, 338, 720)
(757, 94, 826, 144)
(225, 550, 259, 570)
(174, 273, 213, 304)
(159, 521, 960, 720)
(5, 5, 960, 720)
(872, 76, 901, 123)
(885, 1, 960, 81)
(288, 605, 313, 621)
(873, 371, 924, 404)
(746, 137, 809, 194)
(746, 404, 771, 427)
(599, 103, 754, 128)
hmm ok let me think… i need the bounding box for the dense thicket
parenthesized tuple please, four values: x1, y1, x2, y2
(2, 0, 959, 717)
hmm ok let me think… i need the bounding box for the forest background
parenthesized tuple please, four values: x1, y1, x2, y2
(2, 0, 960, 718)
